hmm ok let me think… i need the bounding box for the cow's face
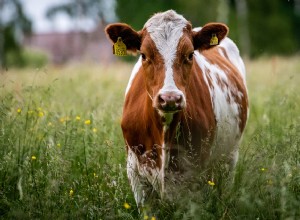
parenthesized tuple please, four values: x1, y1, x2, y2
(105, 10, 228, 115)
(140, 15, 194, 114)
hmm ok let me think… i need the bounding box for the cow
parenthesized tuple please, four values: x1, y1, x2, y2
(105, 10, 249, 213)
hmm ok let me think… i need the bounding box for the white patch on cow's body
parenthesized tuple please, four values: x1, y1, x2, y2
(145, 10, 187, 99)
(125, 56, 142, 96)
(219, 37, 246, 81)
(194, 50, 245, 164)
(127, 147, 145, 207)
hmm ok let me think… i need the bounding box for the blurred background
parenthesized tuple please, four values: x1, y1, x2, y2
(0, 0, 299, 68)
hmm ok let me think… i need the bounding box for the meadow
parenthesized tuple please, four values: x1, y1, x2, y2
(0, 56, 299, 219)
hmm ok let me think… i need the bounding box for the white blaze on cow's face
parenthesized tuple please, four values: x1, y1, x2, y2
(141, 10, 194, 115)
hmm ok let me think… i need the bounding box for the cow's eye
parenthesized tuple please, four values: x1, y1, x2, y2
(141, 53, 146, 61)
(187, 52, 194, 62)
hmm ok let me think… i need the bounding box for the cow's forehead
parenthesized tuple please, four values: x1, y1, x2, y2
(144, 10, 189, 57)
(144, 10, 188, 31)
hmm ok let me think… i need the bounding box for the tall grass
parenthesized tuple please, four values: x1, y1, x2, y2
(0, 57, 299, 219)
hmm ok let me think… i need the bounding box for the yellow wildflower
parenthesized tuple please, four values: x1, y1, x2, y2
(151, 217, 156, 220)
(31, 156, 37, 160)
(208, 180, 215, 186)
(124, 202, 130, 209)
(144, 216, 149, 220)
(92, 128, 97, 133)
(84, 119, 91, 125)
(17, 108, 22, 113)
(76, 116, 81, 121)
(38, 111, 44, 117)
(57, 143, 61, 148)
(69, 189, 74, 197)
(260, 168, 266, 172)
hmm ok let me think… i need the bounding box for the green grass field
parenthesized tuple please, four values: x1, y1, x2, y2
(0, 57, 299, 219)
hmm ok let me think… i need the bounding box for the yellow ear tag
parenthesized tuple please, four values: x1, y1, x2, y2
(210, 34, 219, 46)
(113, 37, 127, 56)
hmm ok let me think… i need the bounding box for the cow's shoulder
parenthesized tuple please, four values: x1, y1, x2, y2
(219, 37, 246, 78)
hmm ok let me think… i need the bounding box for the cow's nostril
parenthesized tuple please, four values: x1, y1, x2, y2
(159, 95, 167, 108)
(175, 95, 182, 106)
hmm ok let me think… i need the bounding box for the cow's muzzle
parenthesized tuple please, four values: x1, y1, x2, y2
(156, 91, 186, 113)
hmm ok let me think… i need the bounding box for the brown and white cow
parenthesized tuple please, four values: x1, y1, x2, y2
(105, 10, 249, 210)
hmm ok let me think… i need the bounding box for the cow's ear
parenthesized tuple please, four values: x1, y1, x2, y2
(193, 23, 228, 51)
(105, 23, 141, 54)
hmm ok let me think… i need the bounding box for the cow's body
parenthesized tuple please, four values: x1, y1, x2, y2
(105, 10, 249, 211)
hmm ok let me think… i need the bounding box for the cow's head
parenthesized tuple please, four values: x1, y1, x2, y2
(105, 10, 228, 116)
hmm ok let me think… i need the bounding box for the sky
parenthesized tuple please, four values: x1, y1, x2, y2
(20, 0, 117, 33)
(21, 0, 77, 33)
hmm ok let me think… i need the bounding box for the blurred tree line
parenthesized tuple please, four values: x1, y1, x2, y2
(0, 0, 299, 68)
(0, 0, 32, 67)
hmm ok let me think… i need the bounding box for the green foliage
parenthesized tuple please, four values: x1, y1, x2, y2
(244, 0, 299, 57)
(0, 0, 32, 67)
(116, 0, 300, 57)
(116, 0, 177, 30)
(5, 49, 48, 68)
(175, 0, 220, 26)
(0, 58, 299, 219)
(115, 0, 220, 30)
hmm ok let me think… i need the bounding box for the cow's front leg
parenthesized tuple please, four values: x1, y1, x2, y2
(127, 148, 152, 210)
(127, 148, 161, 218)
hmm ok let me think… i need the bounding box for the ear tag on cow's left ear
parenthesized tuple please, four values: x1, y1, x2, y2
(113, 37, 127, 56)
(210, 34, 218, 46)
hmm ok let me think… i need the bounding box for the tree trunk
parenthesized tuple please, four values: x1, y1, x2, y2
(235, 0, 250, 58)
(217, 0, 230, 23)
(0, 0, 4, 67)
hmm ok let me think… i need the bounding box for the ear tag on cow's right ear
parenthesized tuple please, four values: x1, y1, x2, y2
(113, 37, 127, 56)
(210, 34, 219, 46)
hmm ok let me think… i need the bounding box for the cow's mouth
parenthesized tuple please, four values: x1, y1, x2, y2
(158, 107, 183, 114)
